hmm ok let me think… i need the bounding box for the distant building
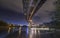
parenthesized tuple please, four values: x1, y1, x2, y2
(21, 25, 28, 32)
(43, 21, 56, 28)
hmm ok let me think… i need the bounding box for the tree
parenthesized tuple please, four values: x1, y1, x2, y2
(0, 20, 9, 31)
(54, 0, 60, 29)
(0, 20, 8, 26)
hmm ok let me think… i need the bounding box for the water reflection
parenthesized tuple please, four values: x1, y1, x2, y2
(19, 27, 21, 35)
(0, 26, 59, 38)
(8, 27, 11, 34)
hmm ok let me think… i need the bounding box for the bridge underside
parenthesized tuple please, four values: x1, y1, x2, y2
(22, 0, 47, 26)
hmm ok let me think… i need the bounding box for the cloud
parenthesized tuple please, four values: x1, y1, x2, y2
(0, 8, 28, 24)
(32, 0, 57, 24)
(0, 0, 57, 24)
(0, 0, 23, 13)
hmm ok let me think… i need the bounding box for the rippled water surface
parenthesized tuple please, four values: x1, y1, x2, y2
(0, 27, 60, 38)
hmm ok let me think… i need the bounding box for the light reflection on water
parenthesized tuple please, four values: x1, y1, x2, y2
(0, 27, 57, 38)
(19, 27, 21, 35)
(8, 27, 11, 34)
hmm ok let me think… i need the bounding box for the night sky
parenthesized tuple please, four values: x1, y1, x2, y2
(0, 0, 27, 25)
(0, 7, 28, 25)
(0, 0, 57, 25)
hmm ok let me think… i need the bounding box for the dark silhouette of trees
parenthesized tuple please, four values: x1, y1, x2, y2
(0, 20, 8, 26)
(0, 20, 8, 32)
(55, 0, 60, 29)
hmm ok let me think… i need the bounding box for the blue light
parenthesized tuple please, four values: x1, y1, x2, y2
(26, 27, 29, 34)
